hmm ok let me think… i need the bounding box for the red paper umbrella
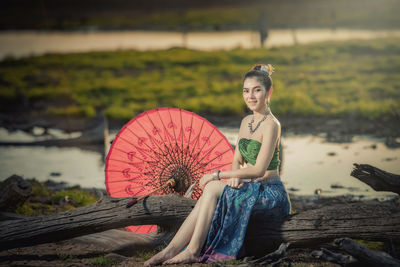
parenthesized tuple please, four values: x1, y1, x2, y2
(105, 107, 234, 233)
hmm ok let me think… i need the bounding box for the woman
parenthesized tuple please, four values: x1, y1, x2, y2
(144, 64, 291, 266)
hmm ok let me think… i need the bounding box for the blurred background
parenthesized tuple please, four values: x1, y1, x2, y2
(0, 0, 399, 203)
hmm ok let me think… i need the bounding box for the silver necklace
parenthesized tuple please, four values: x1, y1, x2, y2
(248, 111, 270, 134)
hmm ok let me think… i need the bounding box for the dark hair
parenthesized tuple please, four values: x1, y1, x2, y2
(242, 64, 273, 92)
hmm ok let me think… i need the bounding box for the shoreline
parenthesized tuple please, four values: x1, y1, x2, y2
(1, 112, 399, 150)
(3, 112, 399, 138)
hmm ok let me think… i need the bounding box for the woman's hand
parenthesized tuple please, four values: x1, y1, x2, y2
(199, 173, 215, 189)
(227, 178, 243, 189)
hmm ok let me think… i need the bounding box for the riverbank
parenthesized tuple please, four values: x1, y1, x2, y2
(1, 37, 399, 127)
(2, 112, 399, 147)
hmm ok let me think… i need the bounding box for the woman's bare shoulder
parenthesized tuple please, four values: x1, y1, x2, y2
(239, 115, 251, 127)
(261, 115, 281, 136)
(270, 115, 281, 129)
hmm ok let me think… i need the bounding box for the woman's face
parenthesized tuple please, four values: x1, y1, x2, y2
(243, 77, 267, 112)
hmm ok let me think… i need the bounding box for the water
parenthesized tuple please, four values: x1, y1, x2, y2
(1, 29, 400, 59)
(1, 126, 399, 198)
(280, 134, 399, 197)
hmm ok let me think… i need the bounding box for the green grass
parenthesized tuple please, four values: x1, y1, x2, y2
(212, 259, 244, 265)
(1, 37, 399, 121)
(90, 256, 119, 266)
(12, 179, 98, 216)
(52, 189, 98, 206)
(355, 239, 384, 251)
(131, 250, 159, 262)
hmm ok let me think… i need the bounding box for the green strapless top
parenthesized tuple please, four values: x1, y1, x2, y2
(238, 138, 280, 170)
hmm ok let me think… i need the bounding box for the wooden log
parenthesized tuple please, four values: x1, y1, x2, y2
(351, 163, 400, 195)
(71, 229, 176, 256)
(0, 175, 32, 211)
(0, 194, 195, 251)
(0, 211, 30, 221)
(1, 194, 400, 254)
(311, 248, 357, 266)
(335, 237, 400, 266)
(244, 201, 400, 255)
(245, 243, 289, 265)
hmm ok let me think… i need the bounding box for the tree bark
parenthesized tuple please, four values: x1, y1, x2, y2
(71, 229, 176, 256)
(335, 237, 400, 266)
(351, 163, 400, 195)
(312, 247, 357, 266)
(0, 194, 195, 251)
(244, 201, 400, 255)
(1, 193, 399, 254)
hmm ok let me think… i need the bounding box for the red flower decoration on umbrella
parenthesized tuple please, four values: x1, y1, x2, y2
(105, 107, 234, 233)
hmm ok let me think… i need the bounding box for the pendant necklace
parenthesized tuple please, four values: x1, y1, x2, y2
(248, 110, 270, 134)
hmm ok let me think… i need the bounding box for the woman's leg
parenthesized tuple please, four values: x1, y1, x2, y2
(144, 190, 208, 266)
(163, 180, 226, 264)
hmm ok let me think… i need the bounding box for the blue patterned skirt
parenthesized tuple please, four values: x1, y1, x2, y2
(198, 180, 291, 263)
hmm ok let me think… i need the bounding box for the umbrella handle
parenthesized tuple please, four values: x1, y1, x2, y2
(126, 178, 176, 208)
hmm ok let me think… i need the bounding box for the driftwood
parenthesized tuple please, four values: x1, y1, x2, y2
(1, 193, 400, 255)
(245, 200, 400, 255)
(351, 163, 400, 195)
(0, 175, 32, 211)
(245, 243, 289, 266)
(0, 194, 195, 251)
(335, 237, 400, 266)
(312, 247, 357, 266)
(72, 229, 176, 256)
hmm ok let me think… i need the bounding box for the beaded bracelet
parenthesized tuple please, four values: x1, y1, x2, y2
(212, 170, 221, 180)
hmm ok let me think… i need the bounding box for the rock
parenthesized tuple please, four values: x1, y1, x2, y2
(0, 175, 32, 211)
(331, 183, 344, 189)
(288, 187, 299, 192)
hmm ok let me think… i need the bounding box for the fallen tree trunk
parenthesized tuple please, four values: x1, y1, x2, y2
(72, 229, 177, 256)
(335, 237, 400, 266)
(351, 163, 400, 195)
(1, 194, 399, 254)
(245, 201, 400, 255)
(0, 194, 194, 251)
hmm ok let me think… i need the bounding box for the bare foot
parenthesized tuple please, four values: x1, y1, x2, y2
(144, 248, 178, 266)
(162, 249, 198, 265)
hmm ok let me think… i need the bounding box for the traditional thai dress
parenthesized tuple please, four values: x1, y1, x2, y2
(198, 138, 291, 263)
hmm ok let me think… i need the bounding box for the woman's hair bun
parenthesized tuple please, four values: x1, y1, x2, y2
(250, 64, 274, 76)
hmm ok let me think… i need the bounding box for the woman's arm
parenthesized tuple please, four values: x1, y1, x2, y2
(230, 143, 242, 171)
(230, 118, 247, 171)
(219, 119, 280, 180)
(199, 116, 246, 189)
